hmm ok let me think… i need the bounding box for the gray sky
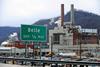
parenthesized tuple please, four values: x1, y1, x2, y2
(0, 0, 100, 27)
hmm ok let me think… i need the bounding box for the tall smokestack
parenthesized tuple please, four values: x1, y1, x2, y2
(70, 4, 74, 25)
(61, 4, 64, 26)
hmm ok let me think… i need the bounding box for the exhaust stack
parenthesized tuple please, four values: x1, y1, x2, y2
(70, 4, 74, 25)
(61, 4, 64, 26)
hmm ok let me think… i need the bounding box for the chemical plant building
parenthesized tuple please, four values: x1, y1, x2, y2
(49, 22, 99, 54)
(48, 4, 100, 57)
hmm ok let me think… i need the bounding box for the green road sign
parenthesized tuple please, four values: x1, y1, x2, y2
(20, 24, 47, 42)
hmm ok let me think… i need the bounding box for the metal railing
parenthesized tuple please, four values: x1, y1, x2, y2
(0, 57, 99, 67)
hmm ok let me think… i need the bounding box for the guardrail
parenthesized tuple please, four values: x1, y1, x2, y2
(0, 57, 99, 67)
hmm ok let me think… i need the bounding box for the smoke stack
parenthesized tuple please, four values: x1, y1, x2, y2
(70, 4, 74, 25)
(61, 4, 64, 26)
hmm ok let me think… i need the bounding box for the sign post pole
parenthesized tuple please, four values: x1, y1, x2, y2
(25, 41, 28, 58)
(24, 41, 28, 64)
(51, 36, 53, 60)
(32, 41, 34, 59)
(39, 42, 42, 60)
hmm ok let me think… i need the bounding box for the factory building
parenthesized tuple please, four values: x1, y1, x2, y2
(48, 4, 100, 57)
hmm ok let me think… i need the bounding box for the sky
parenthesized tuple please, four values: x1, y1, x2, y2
(0, 0, 100, 27)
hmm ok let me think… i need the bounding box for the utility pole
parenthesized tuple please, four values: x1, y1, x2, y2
(51, 36, 53, 60)
(79, 33, 82, 60)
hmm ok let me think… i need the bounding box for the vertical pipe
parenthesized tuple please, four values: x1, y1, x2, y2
(61, 4, 64, 26)
(71, 4, 75, 46)
(70, 4, 74, 25)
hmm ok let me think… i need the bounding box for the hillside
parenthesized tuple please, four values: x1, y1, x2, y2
(35, 10, 100, 29)
(0, 10, 100, 44)
(0, 27, 19, 43)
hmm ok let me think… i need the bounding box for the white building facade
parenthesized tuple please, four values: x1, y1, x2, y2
(48, 22, 100, 56)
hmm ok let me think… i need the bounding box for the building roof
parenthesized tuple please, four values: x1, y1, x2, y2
(81, 29, 97, 33)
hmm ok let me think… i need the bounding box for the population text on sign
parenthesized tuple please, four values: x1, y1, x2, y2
(20, 24, 47, 42)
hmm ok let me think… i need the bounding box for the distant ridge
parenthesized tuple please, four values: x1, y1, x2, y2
(0, 27, 19, 44)
(0, 10, 100, 44)
(35, 10, 100, 29)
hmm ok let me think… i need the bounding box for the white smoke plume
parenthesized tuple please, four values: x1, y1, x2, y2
(8, 32, 19, 42)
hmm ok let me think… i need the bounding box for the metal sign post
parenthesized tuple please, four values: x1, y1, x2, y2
(51, 36, 53, 60)
(25, 41, 28, 58)
(39, 42, 42, 60)
(32, 41, 34, 59)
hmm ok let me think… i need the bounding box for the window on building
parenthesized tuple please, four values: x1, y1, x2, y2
(53, 34, 60, 44)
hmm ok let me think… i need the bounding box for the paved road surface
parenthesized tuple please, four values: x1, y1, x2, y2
(0, 63, 29, 67)
(0, 63, 99, 67)
(0, 63, 50, 67)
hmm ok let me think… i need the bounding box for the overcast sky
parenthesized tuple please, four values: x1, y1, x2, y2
(0, 0, 100, 27)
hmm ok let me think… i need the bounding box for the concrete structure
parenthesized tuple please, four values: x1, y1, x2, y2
(49, 22, 100, 55)
(49, 22, 73, 53)
(48, 4, 100, 57)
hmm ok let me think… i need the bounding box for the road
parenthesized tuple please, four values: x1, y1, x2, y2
(0, 63, 50, 67)
(0, 63, 99, 67)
